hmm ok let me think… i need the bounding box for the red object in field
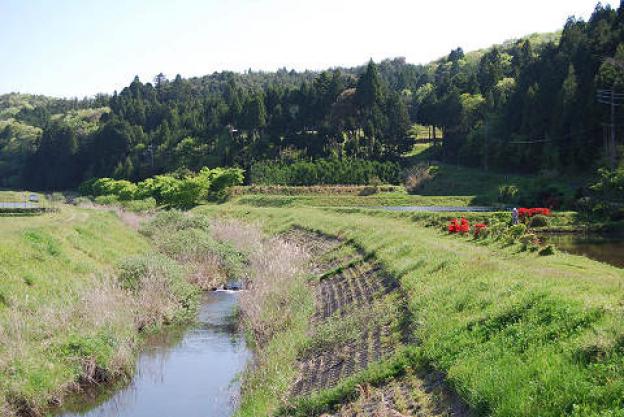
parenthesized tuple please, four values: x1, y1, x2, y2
(448, 219, 460, 233)
(474, 223, 487, 236)
(459, 218, 470, 233)
(518, 207, 551, 219)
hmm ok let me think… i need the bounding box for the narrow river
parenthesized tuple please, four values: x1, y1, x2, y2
(55, 291, 249, 417)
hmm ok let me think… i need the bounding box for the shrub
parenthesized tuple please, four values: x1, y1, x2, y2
(590, 167, 624, 197)
(507, 224, 527, 239)
(404, 164, 434, 194)
(156, 227, 244, 289)
(473, 223, 487, 237)
(119, 198, 157, 212)
(539, 244, 556, 256)
(518, 207, 552, 220)
(200, 167, 245, 201)
(528, 214, 549, 228)
(117, 254, 198, 327)
(137, 175, 205, 208)
(94, 194, 119, 205)
(358, 186, 379, 196)
(80, 166, 244, 209)
(87, 178, 138, 200)
(448, 218, 470, 234)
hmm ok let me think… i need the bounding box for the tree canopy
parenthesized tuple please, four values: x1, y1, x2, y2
(2, 3, 624, 190)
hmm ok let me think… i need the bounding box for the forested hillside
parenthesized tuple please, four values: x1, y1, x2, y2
(2, 2, 624, 190)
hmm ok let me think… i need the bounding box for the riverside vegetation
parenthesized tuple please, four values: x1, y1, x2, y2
(0, 205, 248, 417)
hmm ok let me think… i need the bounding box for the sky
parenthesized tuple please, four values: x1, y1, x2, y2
(0, 0, 618, 98)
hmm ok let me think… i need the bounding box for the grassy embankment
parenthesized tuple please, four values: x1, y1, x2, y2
(0, 206, 234, 416)
(198, 202, 624, 417)
(0, 207, 149, 415)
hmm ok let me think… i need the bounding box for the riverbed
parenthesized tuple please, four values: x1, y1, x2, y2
(55, 291, 249, 417)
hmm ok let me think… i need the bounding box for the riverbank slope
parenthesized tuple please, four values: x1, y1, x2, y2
(198, 204, 624, 417)
(0, 208, 150, 416)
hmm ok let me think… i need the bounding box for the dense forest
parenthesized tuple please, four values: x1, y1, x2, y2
(2, 2, 624, 190)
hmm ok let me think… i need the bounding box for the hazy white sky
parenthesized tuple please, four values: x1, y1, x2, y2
(0, 0, 617, 97)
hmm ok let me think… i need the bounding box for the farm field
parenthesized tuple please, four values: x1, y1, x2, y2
(233, 190, 475, 209)
(231, 163, 580, 210)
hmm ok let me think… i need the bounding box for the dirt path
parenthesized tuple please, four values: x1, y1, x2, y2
(282, 228, 471, 417)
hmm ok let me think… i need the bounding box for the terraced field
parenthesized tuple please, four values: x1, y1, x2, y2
(281, 229, 468, 417)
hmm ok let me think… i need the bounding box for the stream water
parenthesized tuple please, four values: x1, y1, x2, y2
(55, 291, 249, 417)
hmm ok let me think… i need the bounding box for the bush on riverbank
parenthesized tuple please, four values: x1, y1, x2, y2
(80, 167, 244, 208)
(118, 254, 198, 328)
(140, 211, 244, 289)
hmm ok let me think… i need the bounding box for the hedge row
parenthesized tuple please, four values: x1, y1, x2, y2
(250, 159, 401, 186)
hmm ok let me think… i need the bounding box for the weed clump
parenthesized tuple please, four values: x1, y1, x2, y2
(528, 214, 549, 228)
(118, 254, 198, 328)
(139, 210, 210, 238)
(538, 244, 556, 256)
(157, 227, 244, 289)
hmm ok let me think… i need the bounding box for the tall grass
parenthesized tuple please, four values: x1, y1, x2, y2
(140, 211, 244, 290)
(206, 219, 315, 416)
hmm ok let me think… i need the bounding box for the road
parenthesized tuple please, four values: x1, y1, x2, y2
(0, 202, 40, 209)
(378, 205, 499, 212)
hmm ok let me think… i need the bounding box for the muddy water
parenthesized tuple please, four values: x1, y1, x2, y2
(543, 234, 624, 268)
(55, 291, 248, 417)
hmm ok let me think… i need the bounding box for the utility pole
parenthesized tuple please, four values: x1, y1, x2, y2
(598, 56, 624, 169)
(483, 117, 489, 171)
(611, 86, 616, 169)
(597, 87, 624, 169)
